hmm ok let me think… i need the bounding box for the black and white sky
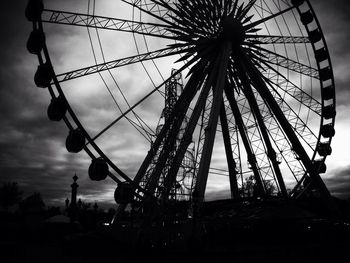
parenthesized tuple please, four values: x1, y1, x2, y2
(0, 0, 350, 208)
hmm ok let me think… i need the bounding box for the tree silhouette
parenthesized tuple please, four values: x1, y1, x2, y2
(241, 176, 276, 198)
(20, 192, 45, 214)
(264, 180, 277, 196)
(241, 175, 256, 198)
(0, 182, 23, 211)
(80, 201, 92, 211)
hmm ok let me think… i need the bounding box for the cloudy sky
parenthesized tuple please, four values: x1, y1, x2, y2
(0, 0, 350, 209)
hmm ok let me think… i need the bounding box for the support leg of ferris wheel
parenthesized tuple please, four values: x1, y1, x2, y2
(132, 67, 201, 188)
(239, 51, 340, 216)
(144, 69, 206, 196)
(194, 42, 232, 208)
(224, 83, 265, 198)
(161, 60, 218, 201)
(219, 100, 240, 199)
(234, 54, 288, 198)
(160, 45, 232, 202)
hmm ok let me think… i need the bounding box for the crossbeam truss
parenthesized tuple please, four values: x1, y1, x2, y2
(42, 9, 311, 44)
(42, 9, 173, 38)
(55, 47, 185, 82)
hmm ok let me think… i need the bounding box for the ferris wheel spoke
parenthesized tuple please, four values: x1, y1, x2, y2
(263, 115, 307, 185)
(128, 0, 174, 17)
(251, 1, 275, 16)
(246, 35, 310, 44)
(56, 46, 189, 83)
(125, 116, 153, 142)
(157, 1, 220, 38)
(251, 47, 319, 79)
(263, 76, 319, 148)
(234, 86, 302, 190)
(42, 9, 176, 40)
(138, 0, 173, 16)
(219, 100, 240, 199)
(244, 6, 294, 31)
(236, 87, 318, 155)
(236, 0, 257, 20)
(123, 0, 176, 28)
(259, 59, 322, 115)
(89, 58, 197, 145)
(272, 95, 318, 153)
(234, 73, 318, 153)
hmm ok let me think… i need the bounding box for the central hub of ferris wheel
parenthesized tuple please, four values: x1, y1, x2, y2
(221, 16, 246, 46)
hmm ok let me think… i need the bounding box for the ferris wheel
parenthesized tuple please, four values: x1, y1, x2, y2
(26, 0, 336, 209)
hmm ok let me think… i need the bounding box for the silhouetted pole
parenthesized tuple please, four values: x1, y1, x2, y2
(69, 174, 79, 222)
(65, 198, 69, 211)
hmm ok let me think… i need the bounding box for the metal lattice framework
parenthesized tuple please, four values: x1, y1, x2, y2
(26, 0, 336, 214)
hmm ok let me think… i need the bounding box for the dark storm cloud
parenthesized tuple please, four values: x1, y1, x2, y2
(325, 165, 350, 199)
(0, 0, 59, 198)
(334, 78, 350, 108)
(0, 0, 118, 207)
(313, 0, 350, 106)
